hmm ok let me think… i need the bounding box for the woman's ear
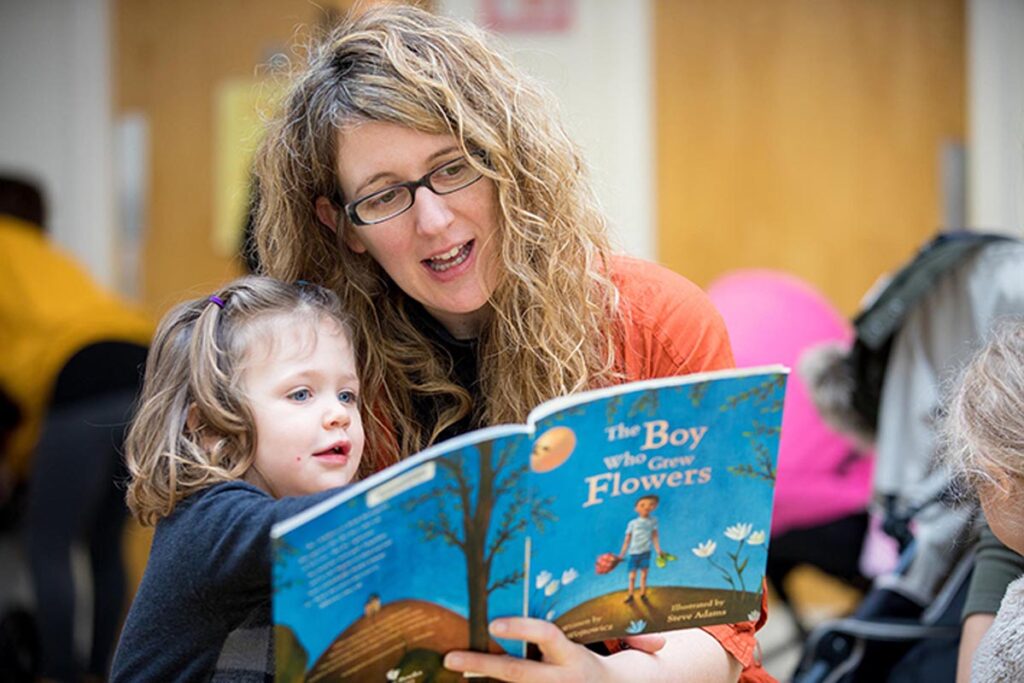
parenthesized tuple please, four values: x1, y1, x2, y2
(316, 195, 367, 254)
(315, 195, 339, 233)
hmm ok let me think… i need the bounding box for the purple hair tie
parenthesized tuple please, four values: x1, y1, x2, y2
(208, 295, 225, 309)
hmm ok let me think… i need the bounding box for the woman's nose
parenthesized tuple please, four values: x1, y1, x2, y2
(412, 186, 455, 236)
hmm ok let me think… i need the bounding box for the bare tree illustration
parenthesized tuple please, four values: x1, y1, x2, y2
(403, 439, 556, 651)
(722, 376, 786, 482)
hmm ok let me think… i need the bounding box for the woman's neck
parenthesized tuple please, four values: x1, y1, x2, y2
(423, 304, 491, 340)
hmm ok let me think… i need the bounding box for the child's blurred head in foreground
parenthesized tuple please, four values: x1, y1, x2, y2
(945, 319, 1024, 554)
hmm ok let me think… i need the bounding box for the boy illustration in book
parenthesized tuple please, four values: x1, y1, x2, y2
(619, 495, 664, 602)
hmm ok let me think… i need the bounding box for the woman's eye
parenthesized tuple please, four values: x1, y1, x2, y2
(338, 390, 358, 404)
(288, 389, 311, 402)
(438, 160, 469, 179)
(366, 189, 401, 210)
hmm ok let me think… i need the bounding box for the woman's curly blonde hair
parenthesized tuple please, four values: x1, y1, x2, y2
(125, 277, 355, 525)
(254, 5, 622, 463)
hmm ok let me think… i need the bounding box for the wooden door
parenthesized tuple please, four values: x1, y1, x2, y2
(114, 0, 363, 316)
(655, 0, 965, 314)
(113, 0, 373, 587)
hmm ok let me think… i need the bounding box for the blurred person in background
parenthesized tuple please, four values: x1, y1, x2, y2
(942, 320, 1024, 682)
(0, 176, 151, 682)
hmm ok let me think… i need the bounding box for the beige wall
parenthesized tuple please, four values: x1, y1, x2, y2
(969, 0, 1024, 235)
(439, 0, 655, 259)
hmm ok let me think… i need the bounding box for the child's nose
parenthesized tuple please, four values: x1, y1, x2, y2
(324, 401, 351, 429)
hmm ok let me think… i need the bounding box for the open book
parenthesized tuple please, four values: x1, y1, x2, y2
(272, 365, 788, 682)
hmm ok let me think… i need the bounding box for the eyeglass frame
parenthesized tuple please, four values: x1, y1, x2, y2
(338, 150, 489, 227)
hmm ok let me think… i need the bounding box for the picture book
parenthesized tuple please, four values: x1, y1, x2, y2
(272, 365, 788, 682)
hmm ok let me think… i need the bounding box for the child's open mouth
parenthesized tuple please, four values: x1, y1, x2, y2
(314, 441, 351, 459)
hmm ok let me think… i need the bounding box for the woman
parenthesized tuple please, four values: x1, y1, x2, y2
(255, 6, 770, 682)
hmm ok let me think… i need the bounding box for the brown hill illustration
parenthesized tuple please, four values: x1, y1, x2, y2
(554, 587, 761, 644)
(306, 599, 504, 682)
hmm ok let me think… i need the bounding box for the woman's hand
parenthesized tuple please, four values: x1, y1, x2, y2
(444, 618, 610, 683)
(442, 618, 739, 683)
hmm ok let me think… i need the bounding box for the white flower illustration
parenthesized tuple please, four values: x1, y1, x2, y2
(747, 530, 766, 546)
(546, 609, 556, 621)
(544, 579, 561, 597)
(692, 539, 717, 557)
(536, 570, 552, 590)
(561, 568, 579, 585)
(724, 523, 752, 541)
(747, 610, 761, 621)
(386, 669, 400, 681)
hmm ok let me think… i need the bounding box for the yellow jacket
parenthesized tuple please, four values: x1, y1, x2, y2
(0, 216, 153, 477)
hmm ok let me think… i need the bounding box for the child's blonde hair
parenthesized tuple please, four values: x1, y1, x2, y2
(125, 276, 355, 526)
(944, 319, 1024, 494)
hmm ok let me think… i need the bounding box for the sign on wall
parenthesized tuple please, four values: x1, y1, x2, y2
(479, 0, 575, 33)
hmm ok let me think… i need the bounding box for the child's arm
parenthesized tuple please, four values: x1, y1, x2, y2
(185, 481, 344, 599)
(652, 528, 662, 556)
(619, 528, 631, 559)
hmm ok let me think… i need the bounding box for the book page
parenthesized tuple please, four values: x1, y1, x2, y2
(273, 425, 531, 681)
(524, 367, 787, 642)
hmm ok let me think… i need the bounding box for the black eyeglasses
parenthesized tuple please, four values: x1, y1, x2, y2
(342, 151, 488, 226)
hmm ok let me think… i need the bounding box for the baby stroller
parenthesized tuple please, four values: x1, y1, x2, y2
(791, 496, 975, 683)
(793, 231, 1024, 683)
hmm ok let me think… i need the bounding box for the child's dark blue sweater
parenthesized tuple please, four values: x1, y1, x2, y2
(111, 481, 341, 682)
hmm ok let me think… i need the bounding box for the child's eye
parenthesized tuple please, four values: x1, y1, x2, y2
(337, 390, 358, 404)
(288, 389, 312, 402)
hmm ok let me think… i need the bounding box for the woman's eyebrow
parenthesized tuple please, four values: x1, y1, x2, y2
(354, 146, 463, 196)
(424, 145, 461, 165)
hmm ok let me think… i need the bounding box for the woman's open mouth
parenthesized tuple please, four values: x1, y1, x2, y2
(423, 240, 474, 273)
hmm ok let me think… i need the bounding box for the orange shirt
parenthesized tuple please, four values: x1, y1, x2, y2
(609, 254, 773, 681)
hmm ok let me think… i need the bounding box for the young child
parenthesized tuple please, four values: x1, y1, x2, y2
(618, 494, 663, 602)
(110, 277, 364, 682)
(943, 320, 1024, 682)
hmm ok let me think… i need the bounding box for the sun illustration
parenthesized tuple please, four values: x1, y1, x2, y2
(531, 427, 577, 473)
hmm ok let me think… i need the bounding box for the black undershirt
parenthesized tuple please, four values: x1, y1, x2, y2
(406, 301, 482, 444)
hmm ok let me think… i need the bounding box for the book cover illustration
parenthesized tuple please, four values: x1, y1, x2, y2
(524, 369, 786, 643)
(272, 366, 787, 682)
(272, 426, 536, 682)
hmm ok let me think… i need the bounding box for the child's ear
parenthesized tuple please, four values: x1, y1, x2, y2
(185, 404, 218, 452)
(185, 403, 203, 434)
